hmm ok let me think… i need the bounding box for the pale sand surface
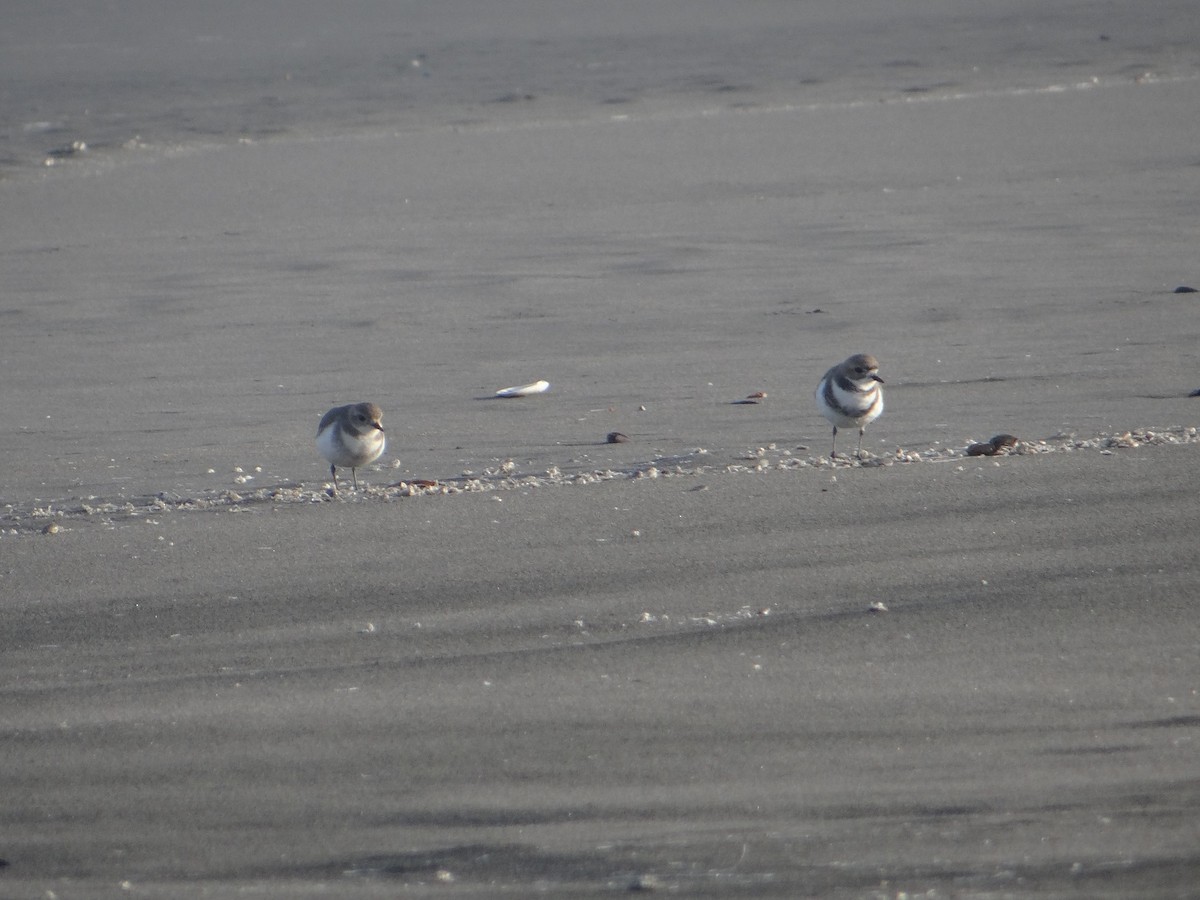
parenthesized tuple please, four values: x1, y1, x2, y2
(3, 3, 1200, 897)
(4, 76, 1199, 505)
(3, 450, 1199, 898)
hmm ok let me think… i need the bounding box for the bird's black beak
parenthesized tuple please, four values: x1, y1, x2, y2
(872, 375, 885, 384)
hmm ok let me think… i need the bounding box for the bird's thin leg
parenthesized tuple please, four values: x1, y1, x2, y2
(330, 464, 340, 493)
(856, 428, 865, 458)
(830, 425, 838, 459)
(351, 468, 360, 491)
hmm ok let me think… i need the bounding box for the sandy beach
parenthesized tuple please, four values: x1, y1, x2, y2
(2, 2, 1199, 897)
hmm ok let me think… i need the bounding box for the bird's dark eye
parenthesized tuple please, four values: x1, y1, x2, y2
(854, 367, 864, 374)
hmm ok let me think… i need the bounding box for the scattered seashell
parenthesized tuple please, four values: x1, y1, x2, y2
(868, 601, 889, 613)
(494, 379, 549, 398)
(733, 391, 768, 405)
(629, 873, 663, 892)
(1173, 285, 1197, 293)
(607, 431, 630, 443)
(41, 522, 61, 535)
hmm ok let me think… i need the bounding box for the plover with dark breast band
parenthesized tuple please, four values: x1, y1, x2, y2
(316, 402, 385, 491)
(815, 354, 884, 459)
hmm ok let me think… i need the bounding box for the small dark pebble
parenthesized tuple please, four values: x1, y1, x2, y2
(607, 431, 630, 444)
(968, 434, 1019, 456)
(1173, 285, 1197, 293)
(47, 140, 87, 158)
(628, 874, 663, 892)
(1189, 388, 1200, 398)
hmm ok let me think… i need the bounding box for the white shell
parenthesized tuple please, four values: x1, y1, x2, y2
(495, 379, 550, 397)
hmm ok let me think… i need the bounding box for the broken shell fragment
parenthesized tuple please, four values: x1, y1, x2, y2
(495, 380, 550, 398)
(607, 431, 630, 444)
(733, 390, 768, 405)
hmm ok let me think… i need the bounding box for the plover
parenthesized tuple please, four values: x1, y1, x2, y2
(815, 354, 884, 458)
(316, 402, 385, 491)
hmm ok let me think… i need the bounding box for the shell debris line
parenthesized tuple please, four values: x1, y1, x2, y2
(2, 426, 1198, 536)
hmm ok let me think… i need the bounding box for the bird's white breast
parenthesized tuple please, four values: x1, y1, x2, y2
(317, 421, 385, 468)
(817, 377, 883, 428)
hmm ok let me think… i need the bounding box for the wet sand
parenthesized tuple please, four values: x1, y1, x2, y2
(2, 3, 1200, 897)
(4, 447, 1200, 898)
